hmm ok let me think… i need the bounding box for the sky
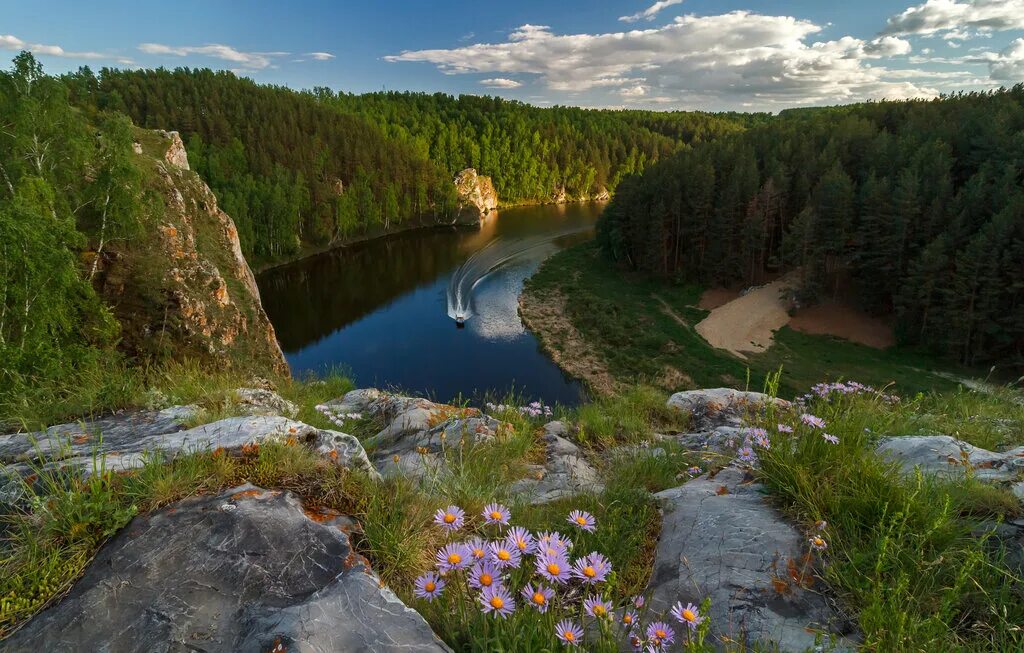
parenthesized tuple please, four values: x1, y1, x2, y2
(3, 0, 1024, 111)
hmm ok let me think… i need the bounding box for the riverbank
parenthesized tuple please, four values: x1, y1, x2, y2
(521, 242, 973, 398)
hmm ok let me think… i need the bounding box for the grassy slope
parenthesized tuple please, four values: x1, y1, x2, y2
(524, 243, 968, 398)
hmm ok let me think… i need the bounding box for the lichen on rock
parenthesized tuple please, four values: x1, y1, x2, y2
(453, 167, 498, 225)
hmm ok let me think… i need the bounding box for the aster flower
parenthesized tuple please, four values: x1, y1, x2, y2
(505, 525, 536, 555)
(413, 572, 445, 601)
(646, 621, 675, 647)
(537, 531, 572, 556)
(482, 502, 511, 526)
(800, 414, 826, 429)
(435, 543, 472, 572)
(466, 537, 488, 561)
(810, 535, 828, 551)
(737, 445, 757, 463)
(535, 551, 573, 584)
(584, 596, 613, 619)
(479, 584, 515, 618)
(488, 540, 523, 569)
(572, 552, 611, 584)
(777, 423, 794, 433)
(434, 505, 465, 531)
(814, 519, 828, 531)
(671, 601, 704, 631)
(521, 583, 554, 613)
(687, 465, 702, 475)
(753, 432, 771, 449)
(555, 619, 584, 647)
(822, 433, 840, 445)
(469, 561, 502, 590)
(568, 510, 596, 532)
(621, 610, 639, 629)
(632, 595, 646, 609)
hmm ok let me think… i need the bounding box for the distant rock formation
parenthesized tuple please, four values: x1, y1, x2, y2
(454, 167, 498, 225)
(97, 130, 288, 376)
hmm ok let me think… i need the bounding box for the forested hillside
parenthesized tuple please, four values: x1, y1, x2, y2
(597, 88, 1024, 367)
(328, 91, 759, 203)
(65, 67, 459, 262)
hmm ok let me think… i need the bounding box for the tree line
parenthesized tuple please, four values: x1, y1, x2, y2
(597, 88, 1024, 367)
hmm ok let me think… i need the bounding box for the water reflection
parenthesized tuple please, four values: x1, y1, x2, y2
(258, 203, 603, 405)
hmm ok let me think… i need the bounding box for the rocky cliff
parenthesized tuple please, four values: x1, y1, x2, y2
(96, 130, 288, 376)
(453, 167, 498, 225)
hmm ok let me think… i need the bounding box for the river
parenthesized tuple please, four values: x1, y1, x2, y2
(257, 202, 604, 407)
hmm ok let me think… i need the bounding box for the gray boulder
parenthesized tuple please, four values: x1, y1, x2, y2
(234, 388, 299, 418)
(510, 421, 603, 503)
(649, 466, 853, 651)
(876, 435, 1024, 482)
(667, 388, 788, 429)
(4, 484, 450, 652)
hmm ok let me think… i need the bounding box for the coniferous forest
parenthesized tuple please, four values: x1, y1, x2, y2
(597, 89, 1024, 367)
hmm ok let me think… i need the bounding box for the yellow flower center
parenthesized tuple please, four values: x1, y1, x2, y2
(682, 609, 696, 622)
(516, 539, 528, 550)
(656, 629, 667, 638)
(563, 631, 576, 642)
(532, 592, 546, 605)
(443, 513, 456, 524)
(593, 605, 607, 616)
(623, 614, 633, 624)
(813, 537, 825, 547)
(480, 574, 493, 586)
(473, 548, 485, 558)
(447, 553, 462, 565)
(547, 563, 561, 575)
(575, 516, 587, 525)
(490, 511, 503, 520)
(490, 596, 504, 609)
(497, 549, 511, 561)
(583, 566, 596, 578)
(424, 581, 436, 592)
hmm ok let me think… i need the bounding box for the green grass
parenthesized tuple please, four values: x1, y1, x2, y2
(753, 383, 1024, 652)
(563, 385, 690, 448)
(524, 242, 971, 399)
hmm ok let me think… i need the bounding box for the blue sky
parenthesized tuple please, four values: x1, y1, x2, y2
(4, 0, 1023, 111)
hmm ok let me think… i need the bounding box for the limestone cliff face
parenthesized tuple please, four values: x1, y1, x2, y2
(97, 130, 288, 376)
(454, 168, 498, 225)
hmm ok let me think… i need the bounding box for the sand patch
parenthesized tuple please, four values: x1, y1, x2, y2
(694, 275, 797, 359)
(789, 301, 895, 349)
(697, 287, 741, 310)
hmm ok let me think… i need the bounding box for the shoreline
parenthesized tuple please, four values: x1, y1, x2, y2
(253, 198, 609, 275)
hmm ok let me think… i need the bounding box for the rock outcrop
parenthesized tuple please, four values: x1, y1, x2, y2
(510, 421, 603, 503)
(4, 484, 450, 652)
(98, 129, 288, 375)
(877, 435, 1024, 482)
(667, 388, 789, 429)
(454, 168, 498, 225)
(649, 466, 854, 651)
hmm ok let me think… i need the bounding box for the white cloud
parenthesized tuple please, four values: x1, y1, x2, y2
(307, 51, 335, 61)
(980, 38, 1024, 80)
(480, 77, 523, 88)
(619, 0, 685, 24)
(386, 12, 935, 109)
(138, 43, 290, 70)
(881, 0, 1024, 36)
(0, 34, 133, 64)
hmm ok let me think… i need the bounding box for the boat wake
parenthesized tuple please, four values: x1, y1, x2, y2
(446, 226, 590, 323)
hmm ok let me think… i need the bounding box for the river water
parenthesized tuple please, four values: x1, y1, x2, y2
(257, 203, 604, 406)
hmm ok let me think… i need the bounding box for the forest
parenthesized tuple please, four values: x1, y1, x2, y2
(597, 88, 1024, 367)
(64, 67, 752, 263)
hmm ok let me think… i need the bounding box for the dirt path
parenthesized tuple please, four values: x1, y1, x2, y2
(694, 275, 797, 359)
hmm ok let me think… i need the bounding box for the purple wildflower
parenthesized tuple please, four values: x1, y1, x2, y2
(505, 526, 536, 555)
(800, 414, 826, 429)
(482, 503, 511, 526)
(810, 535, 828, 551)
(413, 572, 445, 601)
(555, 620, 584, 646)
(621, 610, 639, 629)
(433, 505, 465, 531)
(632, 595, 646, 609)
(777, 423, 794, 433)
(572, 552, 611, 584)
(488, 540, 522, 569)
(687, 465, 702, 475)
(468, 561, 502, 590)
(479, 584, 515, 618)
(466, 537, 488, 561)
(568, 510, 596, 532)
(535, 551, 573, 584)
(646, 621, 676, 647)
(737, 445, 757, 463)
(537, 531, 572, 556)
(435, 543, 472, 572)
(584, 596, 613, 619)
(521, 583, 554, 613)
(671, 601, 705, 631)
(822, 433, 840, 444)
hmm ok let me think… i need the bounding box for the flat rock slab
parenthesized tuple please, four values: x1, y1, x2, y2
(4, 484, 450, 653)
(509, 421, 603, 503)
(649, 467, 852, 651)
(877, 435, 1024, 482)
(667, 388, 788, 430)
